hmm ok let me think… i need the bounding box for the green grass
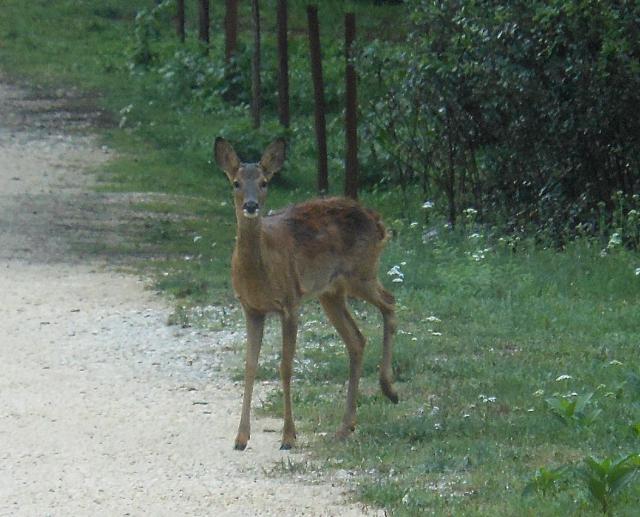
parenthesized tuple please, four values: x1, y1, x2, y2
(2, 1, 639, 514)
(256, 234, 640, 515)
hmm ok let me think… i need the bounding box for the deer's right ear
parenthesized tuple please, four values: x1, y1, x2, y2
(214, 137, 241, 180)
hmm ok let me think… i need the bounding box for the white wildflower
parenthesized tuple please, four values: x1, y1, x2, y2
(422, 228, 438, 242)
(387, 265, 405, 283)
(422, 201, 434, 209)
(607, 232, 622, 249)
(555, 374, 572, 381)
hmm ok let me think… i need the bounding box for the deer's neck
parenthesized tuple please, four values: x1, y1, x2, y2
(235, 217, 265, 269)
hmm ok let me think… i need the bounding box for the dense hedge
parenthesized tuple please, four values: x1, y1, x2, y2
(360, 0, 640, 241)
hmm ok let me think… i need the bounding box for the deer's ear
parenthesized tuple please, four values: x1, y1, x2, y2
(259, 138, 286, 180)
(214, 137, 241, 180)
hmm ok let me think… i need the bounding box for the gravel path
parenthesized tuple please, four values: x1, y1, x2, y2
(0, 78, 376, 516)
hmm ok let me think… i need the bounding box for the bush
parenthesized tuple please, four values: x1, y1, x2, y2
(359, 0, 640, 241)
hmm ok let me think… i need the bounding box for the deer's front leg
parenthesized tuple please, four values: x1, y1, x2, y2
(234, 307, 265, 451)
(280, 312, 298, 450)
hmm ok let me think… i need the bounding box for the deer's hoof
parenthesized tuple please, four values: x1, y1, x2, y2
(279, 442, 293, 450)
(380, 379, 399, 404)
(234, 432, 249, 451)
(335, 425, 355, 441)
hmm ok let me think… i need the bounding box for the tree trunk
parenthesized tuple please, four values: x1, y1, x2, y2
(251, 0, 261, 129)
(307, 5, 328, 194)
(276, 0, 290, 127)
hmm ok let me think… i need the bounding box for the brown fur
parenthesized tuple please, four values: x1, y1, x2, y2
(214, 138, 398, 451)
(282, 197, 387, 253)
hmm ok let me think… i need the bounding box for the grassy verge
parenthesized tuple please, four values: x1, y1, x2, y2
(2, 1, 639, 515)
(259, 233, 640, 515)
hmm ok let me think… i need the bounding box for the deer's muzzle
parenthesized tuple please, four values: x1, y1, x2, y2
(242, 201, 260, 218)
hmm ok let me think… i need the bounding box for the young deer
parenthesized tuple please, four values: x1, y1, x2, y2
(214, 137, 398, 450)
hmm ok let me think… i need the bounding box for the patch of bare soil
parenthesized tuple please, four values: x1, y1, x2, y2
(0, 76, 379, 516)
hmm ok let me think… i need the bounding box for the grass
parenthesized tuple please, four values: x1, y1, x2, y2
(2, 1, 639, 514)
(257, 234, 640, 515)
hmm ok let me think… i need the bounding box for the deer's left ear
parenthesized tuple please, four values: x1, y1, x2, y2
(259, 138, 286, 180)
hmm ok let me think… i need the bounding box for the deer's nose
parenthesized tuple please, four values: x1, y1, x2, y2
(242, 201, 259, 216)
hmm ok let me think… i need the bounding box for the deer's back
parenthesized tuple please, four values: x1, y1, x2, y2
(269, 197, 386, 252)
(262, 197, 388, 297)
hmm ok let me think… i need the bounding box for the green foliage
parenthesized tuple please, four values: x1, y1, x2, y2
(578, 454, 640, 514)
(128, 0, 175, 67)
(525, 454, 640, 515)
(545, 392, 602, 428)
(523, 465, 570, 497)
(359, 0, 640, 240)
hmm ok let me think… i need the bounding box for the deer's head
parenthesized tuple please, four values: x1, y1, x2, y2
(214, 137, 286, 220)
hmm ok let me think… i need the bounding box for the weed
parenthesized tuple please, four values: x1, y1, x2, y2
(545, 392, 602, 428)
(578, 454, 640, 514)
(523, 465, 570, 497)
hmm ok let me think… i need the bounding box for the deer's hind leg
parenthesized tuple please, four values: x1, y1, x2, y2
(350, 280, 398, 404)
(319, 290, 367, 439)
(280, 312, 298, 450)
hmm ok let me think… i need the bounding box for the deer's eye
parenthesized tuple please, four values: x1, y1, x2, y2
(260, 180, 268, 189)
(233, 180, 240, 189)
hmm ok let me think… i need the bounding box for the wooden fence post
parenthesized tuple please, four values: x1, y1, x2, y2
(224, 0, 238, 63)
(344, 12, 358, 199)
(251, 0, 261, 128)
(277, 0, 290, 128)
(198, 0, 210, 53)
(176, 0, 185, 42)
(307, 5, 328, 194)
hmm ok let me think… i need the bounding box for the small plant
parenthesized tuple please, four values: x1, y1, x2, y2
(523, 465, 570, 496)
(128, 0, 173, 68)
(577, 454, 640, 514)
(627, 370, 640, 399)
(545, 392, 602, 427)
(525, 454, 640, 514)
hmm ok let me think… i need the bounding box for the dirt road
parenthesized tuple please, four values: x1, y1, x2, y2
(0, 79, 374, 516)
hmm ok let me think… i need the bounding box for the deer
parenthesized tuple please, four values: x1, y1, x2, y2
(214, 137, 398, 451)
